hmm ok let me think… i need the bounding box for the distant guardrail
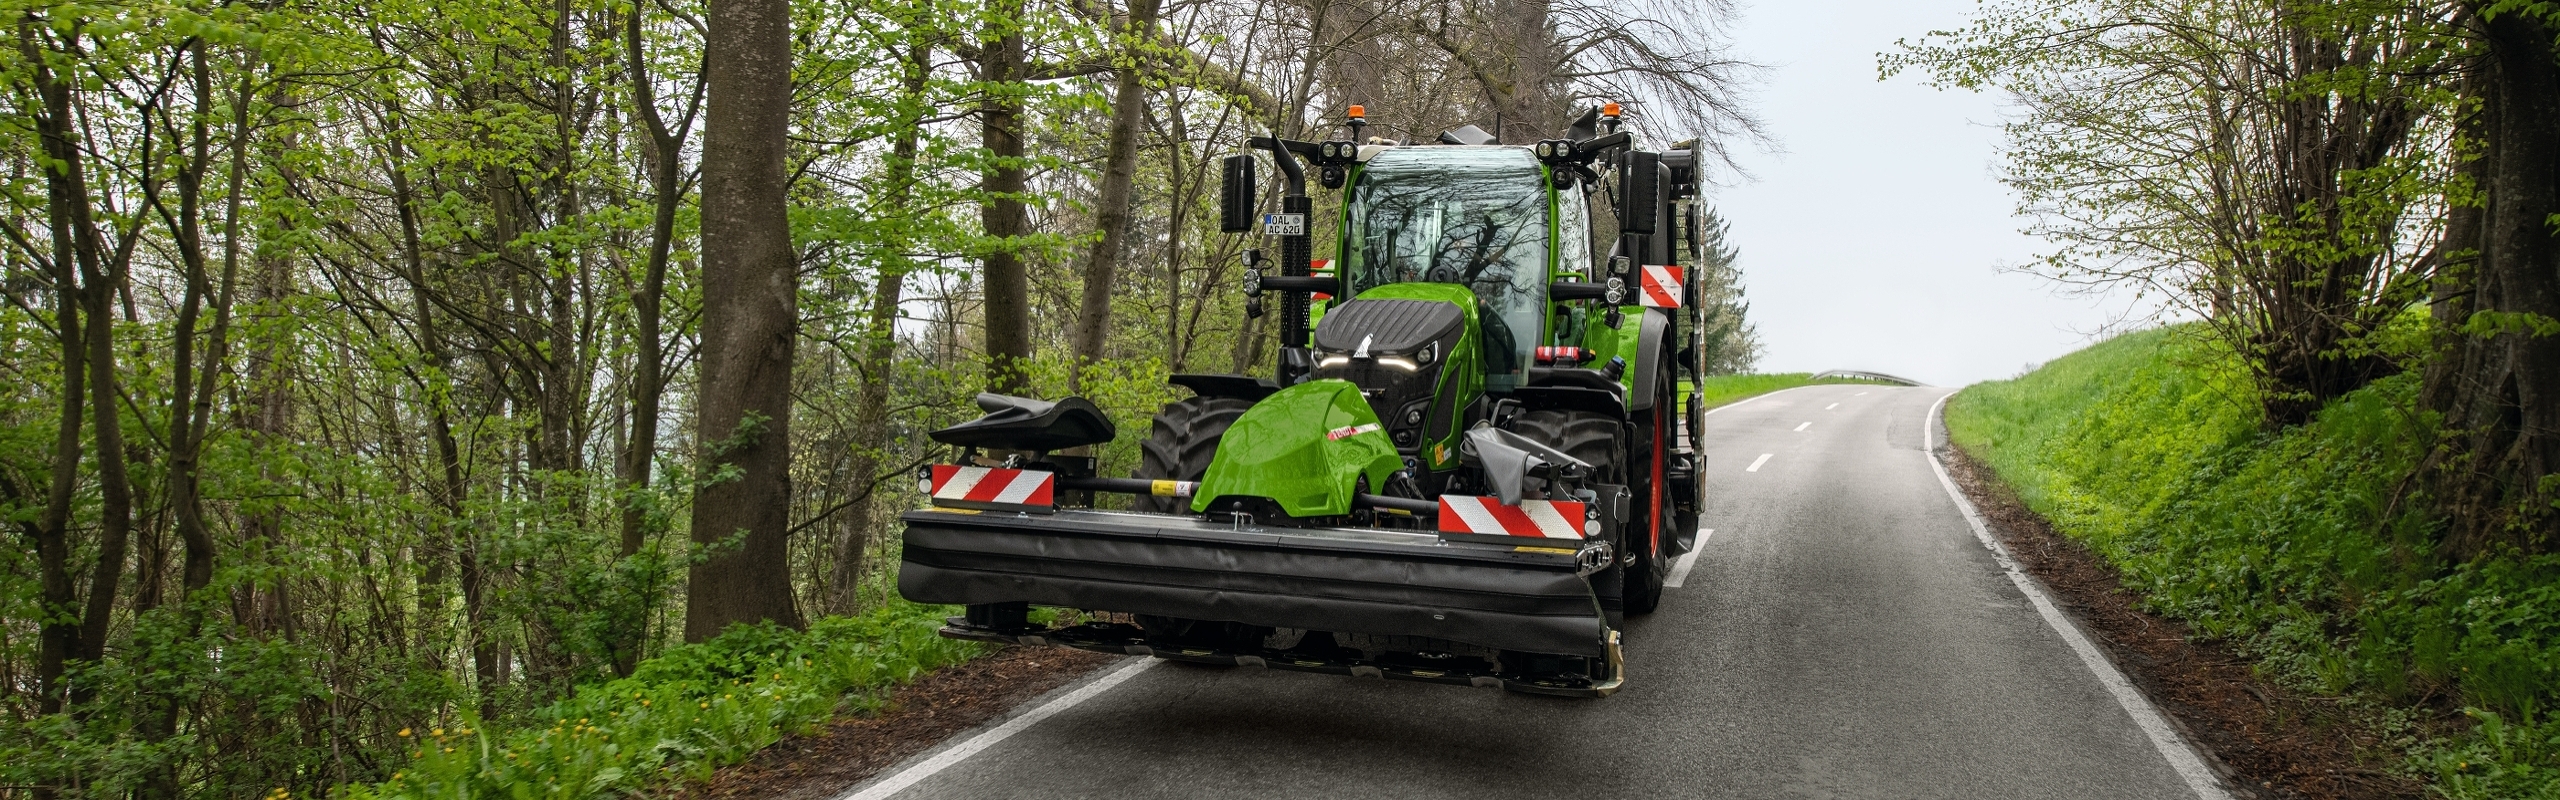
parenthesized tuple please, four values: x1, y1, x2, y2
(1812, 370, 1927, 387)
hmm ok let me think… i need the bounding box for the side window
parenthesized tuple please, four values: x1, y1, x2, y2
(1586, 179, 1621, 263)
(1557, 184, 1593, 279)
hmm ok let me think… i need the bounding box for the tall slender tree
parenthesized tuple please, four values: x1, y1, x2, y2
(1069, 0, 1166, 379)
(979, 0, 1033, 395)
(686, 0, 806, 641)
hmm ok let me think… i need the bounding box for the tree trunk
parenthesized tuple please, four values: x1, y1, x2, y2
(981, 0, 1033, 395)
(831, 42, 932, 616)
(1163, 99, 1187, 371)
(686, 0, 805, 642)
(22, 18, 88, 719)
(235, 83, 299, 638)
(2423, 6, 2560, 557)
(612, 0, 697, 673)
(141, 46, 237, 799)
(384, 135, 496, 702)
(1068, 0, 1163, 384)
(26, 17, 143, 695)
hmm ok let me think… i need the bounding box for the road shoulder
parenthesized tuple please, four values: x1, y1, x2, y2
(663, 645, 1119, 799)
(1941, 443, 2425, 800)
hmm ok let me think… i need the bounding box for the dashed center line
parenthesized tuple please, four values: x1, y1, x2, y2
(1793, 422, 1811, 432)
(1825, 402, 1840, 410)
(1746, 453, 1773, 472)
(1855, 391, 1870, 396)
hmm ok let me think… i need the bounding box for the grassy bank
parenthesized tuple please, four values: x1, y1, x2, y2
(1690, 372, 1886, 411)
(1945, 326, 2560, 797)
(325, 601, 984, 799)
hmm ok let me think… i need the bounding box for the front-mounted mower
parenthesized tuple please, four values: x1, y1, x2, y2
(898, 104, 1713, 697)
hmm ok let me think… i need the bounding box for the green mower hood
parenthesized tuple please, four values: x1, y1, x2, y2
(1191, 379, 1406, 518)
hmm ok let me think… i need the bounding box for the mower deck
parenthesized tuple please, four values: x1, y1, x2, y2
(899, 507, 1617, 666)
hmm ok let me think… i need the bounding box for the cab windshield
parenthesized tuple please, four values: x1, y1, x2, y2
(1342, 147, 1549, 389)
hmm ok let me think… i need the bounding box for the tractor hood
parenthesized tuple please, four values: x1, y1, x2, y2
(1312, 298, 1463, 365)
(1191, 379, 1405, 518)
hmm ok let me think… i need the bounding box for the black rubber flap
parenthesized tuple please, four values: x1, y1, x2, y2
(1169, 373, 1280, 401)
(928, 393, 1117, 451)
(898, 509, 1610, 656)
(1313, 299, 1465, 356)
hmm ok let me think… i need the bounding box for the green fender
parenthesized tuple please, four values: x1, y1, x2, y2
(1191, 379, 1406, 517)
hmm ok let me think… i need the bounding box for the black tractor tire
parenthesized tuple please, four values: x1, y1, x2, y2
(1620, 402, 1674, 616)
(1132, 395, 1254, 513)
(1510, 409, 1631, 624)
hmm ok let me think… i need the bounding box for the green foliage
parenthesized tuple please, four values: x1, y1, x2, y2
(337, 603, 985, 800)
(1887, 0, 2463, 420)
(1947, 325, 2560, 797)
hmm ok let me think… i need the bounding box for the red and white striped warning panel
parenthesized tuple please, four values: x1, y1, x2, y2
(925, 465, 1056, 513)
(1436, 496, 1593, 539)
(1638, 264, 1685, 308)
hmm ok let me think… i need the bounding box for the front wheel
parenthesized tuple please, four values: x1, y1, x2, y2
(1510, 408, 1633, 624)
(1132, 395, 1253, 513)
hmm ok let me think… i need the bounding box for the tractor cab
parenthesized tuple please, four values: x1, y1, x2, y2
(1338, 145, 1554, 391)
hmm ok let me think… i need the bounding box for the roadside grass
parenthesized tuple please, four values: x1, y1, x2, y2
(1945, 325, 2560, 798)
(1688, 372, 1893, 411)
(330, 600, 986, 799)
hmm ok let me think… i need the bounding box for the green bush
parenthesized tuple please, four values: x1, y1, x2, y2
(1945, 326, 2560, 798)
(333, 601, 984, 799)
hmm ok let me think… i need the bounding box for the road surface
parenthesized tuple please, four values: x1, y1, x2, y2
(849, 385, 2219, 800)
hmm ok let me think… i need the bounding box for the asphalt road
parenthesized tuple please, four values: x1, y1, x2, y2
(852, 385, 2214, 800)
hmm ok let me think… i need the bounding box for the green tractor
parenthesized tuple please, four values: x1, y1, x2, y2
(898, 105, 1710, 697)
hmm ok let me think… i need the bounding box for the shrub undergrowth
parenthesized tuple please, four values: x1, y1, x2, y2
(1946, 326, 2560, 799)
(331, 601, 984, 799)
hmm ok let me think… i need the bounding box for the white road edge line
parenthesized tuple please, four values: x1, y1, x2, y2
(1792, 422, 1811, 432)
(1745, 453, 1772, 472)
(1663, 529, 1711, 588)
(839, 656, 1161, 800)
(1924, 393, 2233, 800)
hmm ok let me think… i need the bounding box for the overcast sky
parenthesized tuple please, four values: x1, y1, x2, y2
(1707, 1, 2145, 387)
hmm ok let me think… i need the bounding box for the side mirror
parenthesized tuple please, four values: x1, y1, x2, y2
(1619, 150, 1659, 235)
(1220, 154, 1257, 233)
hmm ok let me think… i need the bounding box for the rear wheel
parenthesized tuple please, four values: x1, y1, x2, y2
(1132, 395, 1253, 513)
(1510, 409, 1629, 624)
(1622, 400, 1674, 616)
